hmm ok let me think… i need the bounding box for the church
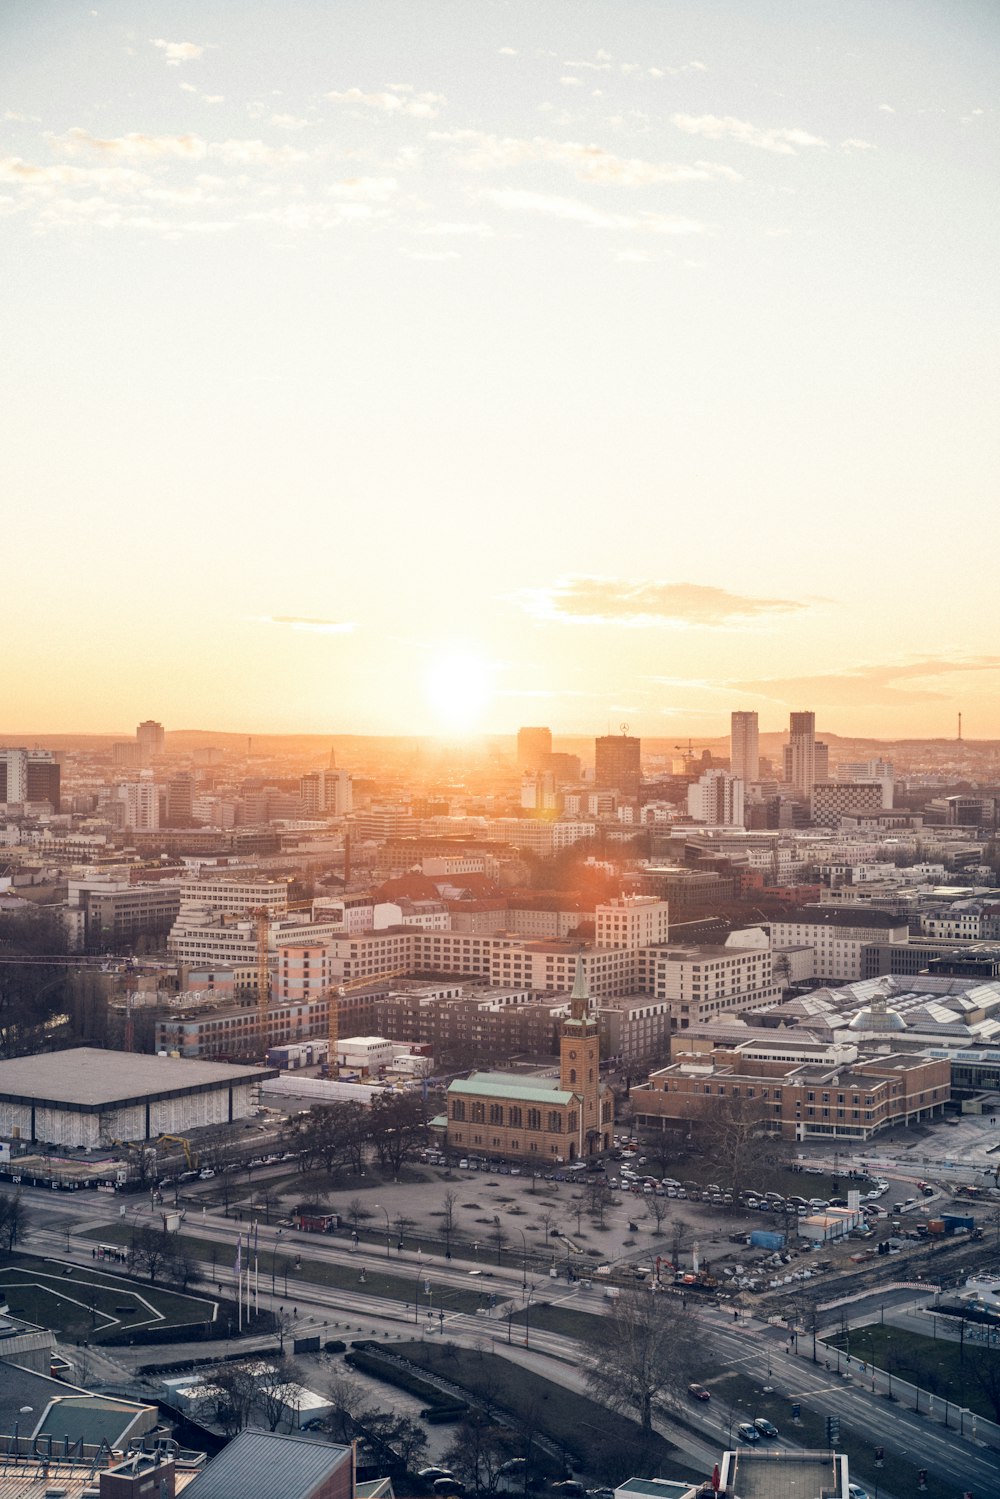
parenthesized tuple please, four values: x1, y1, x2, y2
(445, 959, 614, 1163)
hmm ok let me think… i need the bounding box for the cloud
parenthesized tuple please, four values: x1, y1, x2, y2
(53, 127, 208, 160)
(841, 138, 876, 151)
(878, 103, 896, 114)
(152, 39, 204, 66)
(498, 47, 518, 57)
(519, 578, 806, 627)
(481, 187, 705, 236)
(270, 113, 308, 130)
(432, 128, 741, 185)
(415, 220, 494, 237)
(671, 113, 827, 154)
(262, 615, 357, 635)
(0, 157, 149, 190)
(327, 176, 399, 202)
(326, 86, 445, 119)
(731, 657, 1000, 708)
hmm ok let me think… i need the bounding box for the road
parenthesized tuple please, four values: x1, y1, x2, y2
(16, 1184, 999, 1496)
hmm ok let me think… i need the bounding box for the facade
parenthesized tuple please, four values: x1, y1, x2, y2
(67, 878, 182, 948)
(647, 942, 780, 1031)
(730, 711, 759, 783)
(768, 908, 909, 982)
(0, 747, 61, 807)
(811, 781, 884, 828)
(595, 896, 670, 950)
(687, 768, 745, 826)
(517, 726, 552, 771)
(446, 962, 612, 1161)
(119, 777, 160, 832)
(165, 774, 195, 827)
(594, 734, 641, 797)
(0, 1049, 276, 1147)
(632, 1046, 950, 1140)
(784, 711, 816, 797)
(136, 720, 165, 763)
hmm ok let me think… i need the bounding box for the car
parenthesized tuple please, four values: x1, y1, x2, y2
(418, 1469, 454, 1482)
(688, 1383, 711, 1401)
(753, 1418, 779, 1438)
(735, 1422, 760, 1443)
(433, 1481, 464, 1497)
(198, 1168, 215, 1179)
(587, 1490, 615, 1499)
(847, 1486, 870, 1499)
(499, 1460, 527, 1474)
(551, 1483, 586, 1497)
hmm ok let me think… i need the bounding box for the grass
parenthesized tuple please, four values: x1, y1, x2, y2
(826, 1321, 1000, 1425)
(391, 1339, 701, 1486)
(0, 1255, 215, 1343)
(703, 1363, 957, 1499)
(81, 1222, 485, 1314)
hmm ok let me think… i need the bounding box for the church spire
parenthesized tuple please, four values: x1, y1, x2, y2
(570, 953, 590, 1021)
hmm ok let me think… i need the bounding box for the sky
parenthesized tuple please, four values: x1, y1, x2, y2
(2, 1, 998, 741)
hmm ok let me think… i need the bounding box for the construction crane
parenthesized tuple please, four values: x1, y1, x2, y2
(327, 969, 410, 1079)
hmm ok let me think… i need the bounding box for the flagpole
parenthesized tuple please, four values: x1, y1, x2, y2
(254, 1219, 259, 1314)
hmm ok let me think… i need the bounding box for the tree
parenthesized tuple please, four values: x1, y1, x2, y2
(965, 1345, 1000, 1423)
(357, 1410, 429, 1473)
(0, 1190, 30, 1252)
(256, 1358, 306, 1431)
(695, 1093, 788, 1198)
(128, 1224, 172, 1283)
(347, 1196, 371, 1234)
(538, 1206, 559, 1246)
(198, 1361, 257, 1437)
(442, 1411, 519, 1497)
(441, 1188, 459, 1256)
(667, 1216, 693, 1270)
(583, 1285, 697, 1433)
(0, 911, 71, 1057)
(369, 1092, 426, 1176)
(644, 1195, 668, 1234)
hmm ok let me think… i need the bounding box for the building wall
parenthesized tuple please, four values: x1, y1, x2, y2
(0, 1079, 261, 1147)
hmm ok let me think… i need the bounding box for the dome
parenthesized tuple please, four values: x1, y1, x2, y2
(848, 1002, 907, 1033)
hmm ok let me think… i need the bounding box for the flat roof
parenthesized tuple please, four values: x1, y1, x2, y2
(0, 1048, 277, 1111)
(725, 1449, 845, 1499)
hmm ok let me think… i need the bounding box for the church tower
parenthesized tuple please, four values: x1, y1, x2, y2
(560, 955, 606, 1156)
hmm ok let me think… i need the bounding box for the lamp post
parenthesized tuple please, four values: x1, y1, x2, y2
(374, 1203, 391, 1258)
(524, 1285, 536, 1348)
(517, 1229, 528, 1289)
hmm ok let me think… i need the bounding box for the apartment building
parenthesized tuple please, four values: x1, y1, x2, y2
(811, 781, 885, 828)
(595, 896, 670, 950)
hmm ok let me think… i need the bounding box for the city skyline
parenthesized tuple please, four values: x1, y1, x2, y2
(3, 2, 998, 739)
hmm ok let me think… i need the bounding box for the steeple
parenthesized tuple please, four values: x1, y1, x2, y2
(570, 953, 590, 1021)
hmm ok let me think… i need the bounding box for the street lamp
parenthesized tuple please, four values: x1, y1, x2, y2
(374, 1203, 391, 1258)
(517, 1228, 528, 1289)
(524, 1285, 537, 1348)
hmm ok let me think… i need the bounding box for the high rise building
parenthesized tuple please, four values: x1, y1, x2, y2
(687, 768, 745, 826)
(119, 775, 160, 831)
(0, 748, 60, 808)
(595, 734, 641, 798)
(517, 726, 552, 771)
(165, 773, 195, 827)
(784, 711, 817, 798)
(136, 720, 165, 764)
(730, 711, 759, 782)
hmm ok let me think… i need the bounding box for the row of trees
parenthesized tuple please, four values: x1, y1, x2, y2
(0, 1190, 30, 1252)
(284, 1093, 427, 1179)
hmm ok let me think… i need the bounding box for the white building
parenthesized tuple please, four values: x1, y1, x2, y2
(118, 775, 160, 831)
(647, 943, 780, 1031)
(768, 908, 909, 982)
(687, 768, 745, 826)
(596, 897, 670, 950)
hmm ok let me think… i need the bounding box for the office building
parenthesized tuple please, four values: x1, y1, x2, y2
(0, 747, 60, 808)
(730, 711, 759, 782)
(118, 775, 160, 831)
(517, 726, 552, 771)
(595, 733, 641, 797)
(166, 773, 195, 827)
(687, 767, 745, 826)
(136, 719, 165, 763)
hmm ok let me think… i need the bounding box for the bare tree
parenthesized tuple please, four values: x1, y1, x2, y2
(644, 1195, 668, 1234)
(538, 1206, 559, 1246)
(583, 1285, 697, 1433)
(256, 1359, 306, 1431)
(442, 1188, 459, 1257)
(128, 1225, 172, 1283)
(0, 1190, 31, 1252)
(442, 1411, 519, 1497)
(347, 1196, 370, 1234)
(695, 1094, 787, 1198)
(197, 1362, 257, 1437)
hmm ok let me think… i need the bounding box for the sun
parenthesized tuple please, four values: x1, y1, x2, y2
(423, 646, 495, 735)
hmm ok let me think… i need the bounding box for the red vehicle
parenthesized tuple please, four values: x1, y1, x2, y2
(688, 1383, 711, 1402)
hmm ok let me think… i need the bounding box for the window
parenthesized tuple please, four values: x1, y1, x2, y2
(451, 1099, 466, 1121)
(509, 1106, 522, 1128)
(527, 1108, 541, 1131)
(489, 1104, 503, 1125)
(547, 1112, 562, 1133)
(471, 1102, 485, 1124)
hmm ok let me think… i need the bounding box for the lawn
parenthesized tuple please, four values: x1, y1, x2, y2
(391, 1339, 701, 1486)
(81, 1222, 485, 1314)
(826, 1321, 1000, 1425)
(0, 1255, 215, 1343)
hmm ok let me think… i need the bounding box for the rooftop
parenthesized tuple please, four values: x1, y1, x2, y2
(0, 1048, 277, 1109)
(722, 1448, 847, 1499)
(449, 1071, 575, 1105)
(184, 1429, 352, 1499)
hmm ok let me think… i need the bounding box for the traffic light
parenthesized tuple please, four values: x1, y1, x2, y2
(917, 1471, 927, 1491)
(825, 1415, 840, 1445)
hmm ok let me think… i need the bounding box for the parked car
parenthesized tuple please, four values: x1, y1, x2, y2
(418, 1469, 454, 1482)
(433, 1481, 465, 1497)
(551, 1483, 586, 1497)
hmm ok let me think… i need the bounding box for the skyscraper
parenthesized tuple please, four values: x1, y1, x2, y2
(517, 726, 552, 771)
(136, 720, 165, 764)
(595, 733, 641, 798)
(0, 748, 60, 808)
(785, 711, 817, 798)
(730, 711, 759, 782)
